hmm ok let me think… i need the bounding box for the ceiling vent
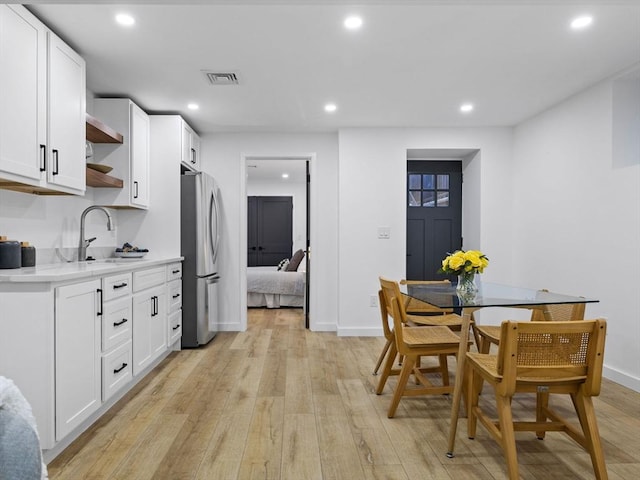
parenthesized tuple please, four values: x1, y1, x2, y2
(203, 71, 240, 85)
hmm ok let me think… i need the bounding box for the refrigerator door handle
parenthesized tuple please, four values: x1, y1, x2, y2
(209, 189, 220, 266)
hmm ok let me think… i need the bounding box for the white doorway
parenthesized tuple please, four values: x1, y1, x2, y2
(240, 154, 315, 331)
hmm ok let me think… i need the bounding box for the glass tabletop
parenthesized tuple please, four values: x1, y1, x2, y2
(404, 280, 599, 309)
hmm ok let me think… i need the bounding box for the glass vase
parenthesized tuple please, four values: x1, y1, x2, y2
(456, 271, 478, 302)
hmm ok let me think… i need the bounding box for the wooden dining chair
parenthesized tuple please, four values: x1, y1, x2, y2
(465, 319, 608, 480)
(373, 289, 395, 376)
(474, 294, 586, 354)
(377, 277, 465, 418)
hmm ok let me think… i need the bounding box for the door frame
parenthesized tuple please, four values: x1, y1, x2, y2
(239, 153, 316, 331)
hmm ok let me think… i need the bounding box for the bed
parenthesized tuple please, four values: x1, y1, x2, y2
(246, 266, 306, 308)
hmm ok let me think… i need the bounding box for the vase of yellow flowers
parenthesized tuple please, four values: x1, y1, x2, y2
(439, 250, 489, 301)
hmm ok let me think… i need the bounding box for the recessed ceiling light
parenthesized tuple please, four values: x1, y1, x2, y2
(324, 103, 337, 113)
(571, 15, 593, 30)
(115, 13, 135, 27)
(187, 103, 199, 110)
(460, 103, 474, 113)
(282, 173, 289, 179)
(344, 16, 363, 30)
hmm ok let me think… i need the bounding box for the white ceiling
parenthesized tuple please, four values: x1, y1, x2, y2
(27, 1, 640, 135)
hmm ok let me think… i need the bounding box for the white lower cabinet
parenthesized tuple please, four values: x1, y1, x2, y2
(102, 340, 133, 401)
(55, 279, 101, 441)
(167, 262, 183, 348)
(0, 260, 181, 457)
(101, 272, 133, 401)
(132, 267, 168, 375)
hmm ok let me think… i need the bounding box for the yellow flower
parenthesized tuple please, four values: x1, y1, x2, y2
(438, 249, 489, 275)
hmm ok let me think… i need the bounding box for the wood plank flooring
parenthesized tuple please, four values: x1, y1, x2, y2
(48, 308, 640, 479)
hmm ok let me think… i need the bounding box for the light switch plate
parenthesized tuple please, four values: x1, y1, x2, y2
(378, 227, 391, 239)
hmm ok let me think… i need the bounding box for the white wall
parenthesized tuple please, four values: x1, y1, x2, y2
(512, 75, 640, 391)
(199, 132, 338, 332)
(337, 128, 514, 335)
(247, 178, 307, 254)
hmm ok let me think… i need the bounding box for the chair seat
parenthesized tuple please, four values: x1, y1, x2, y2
(408, 313, 463, 328)
(475, 325, 501, 343)
(403, 325, 461, 347)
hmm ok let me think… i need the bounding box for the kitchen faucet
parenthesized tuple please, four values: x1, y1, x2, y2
(78, 206, 115, 261)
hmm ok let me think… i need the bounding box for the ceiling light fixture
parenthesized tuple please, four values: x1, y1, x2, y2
(187, 103, 199, 110)
(460, 103, 474, 113)
(344, 16, 363, 30)
(324, 103, 337, 113)
(115, 13, 135, 27)
(282, 173, 289, 179)
(571, 15, 593, 30)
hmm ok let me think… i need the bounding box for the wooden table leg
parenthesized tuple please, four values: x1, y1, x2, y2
(446, 307, 475, 457)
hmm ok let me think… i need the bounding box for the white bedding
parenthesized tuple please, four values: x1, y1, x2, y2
(247, 266, 305, 308)
(247, 266, 305, 296)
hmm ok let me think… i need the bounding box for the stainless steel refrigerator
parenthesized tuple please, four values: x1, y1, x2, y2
(181, 171, 221, 347)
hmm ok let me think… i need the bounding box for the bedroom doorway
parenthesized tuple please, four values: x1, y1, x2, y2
(244, 156, 311, 329)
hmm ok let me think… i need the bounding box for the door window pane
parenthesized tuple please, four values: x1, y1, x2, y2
(437, 174, 449, 189)
(408, 191, 421, 207)
(409, 174, 422, 190)
(422, 174, 435, 190)
(422, 191, 436, 207)
(437, 191, 449, 207)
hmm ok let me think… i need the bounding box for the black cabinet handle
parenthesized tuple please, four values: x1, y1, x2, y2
(191, 147, 196, 164)
(113, 318, 128, 327)
(113, 282, 128, 289)
(39, 144, 46, 172)
(250, 246, 257, 251)
(172, 293, 180, 299)
(134, 181, 139, 199)
(97, 288, 103, 316)
(258, 246, 264, 251)
(113, 363, 128, 374)
(172, 324, 180, 331)
(52, 149, 59, 175)
(150, 296, 155, 317)
(172, 269, 180, 274)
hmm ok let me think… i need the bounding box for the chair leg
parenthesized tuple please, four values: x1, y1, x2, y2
(571, 390, 609, 480)
(495, 394, 519, 480)
(536, 389, 550, 439)
(439, 354, 450, 386)
(373, 338, 392, 375)
(387, 355, 416, 418)
(466, 362, 480, 439)
(376, 342, 398, 395)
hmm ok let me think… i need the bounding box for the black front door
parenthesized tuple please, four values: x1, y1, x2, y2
(248, 196, 293, 266)
(406, 161, 462, 280)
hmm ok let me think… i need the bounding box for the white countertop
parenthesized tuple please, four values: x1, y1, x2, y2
(0, 257, 183, 283)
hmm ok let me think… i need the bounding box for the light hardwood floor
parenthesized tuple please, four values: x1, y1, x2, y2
(48, 308, 640, 479)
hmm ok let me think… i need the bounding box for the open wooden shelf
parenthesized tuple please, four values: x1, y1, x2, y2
(86, 167, 123, 188)
(86, 113, 123, 144)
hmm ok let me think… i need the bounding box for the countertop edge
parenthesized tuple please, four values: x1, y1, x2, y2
(0, 257, 184, 283)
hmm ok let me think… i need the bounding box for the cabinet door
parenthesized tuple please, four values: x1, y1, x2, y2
(47, 31, 86, 193)
(132, 285, 167, 375)
(130, 102, 150, 208)
(190, 131, 201, 171)
(151, 288, 167, 357)
(0, 5, 46, 183)
(55, 279, 101, 441)
(132, 291, 152, 376)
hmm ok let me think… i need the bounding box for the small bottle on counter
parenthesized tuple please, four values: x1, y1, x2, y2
(21, 241, 36, 267)
(0, 235, 21, 269)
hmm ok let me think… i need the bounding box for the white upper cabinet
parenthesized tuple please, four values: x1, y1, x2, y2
(0, 4, 85, 195)
(93, 98, 150, 209)
(181, 119, 201, 171)
(46, 32, 86, 193)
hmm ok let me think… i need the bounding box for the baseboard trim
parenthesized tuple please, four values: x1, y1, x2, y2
(337, 326, 383, 337)
(603, 365, 640, 392)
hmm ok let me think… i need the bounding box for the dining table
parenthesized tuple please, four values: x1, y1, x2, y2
(402, 279, 599, 457)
